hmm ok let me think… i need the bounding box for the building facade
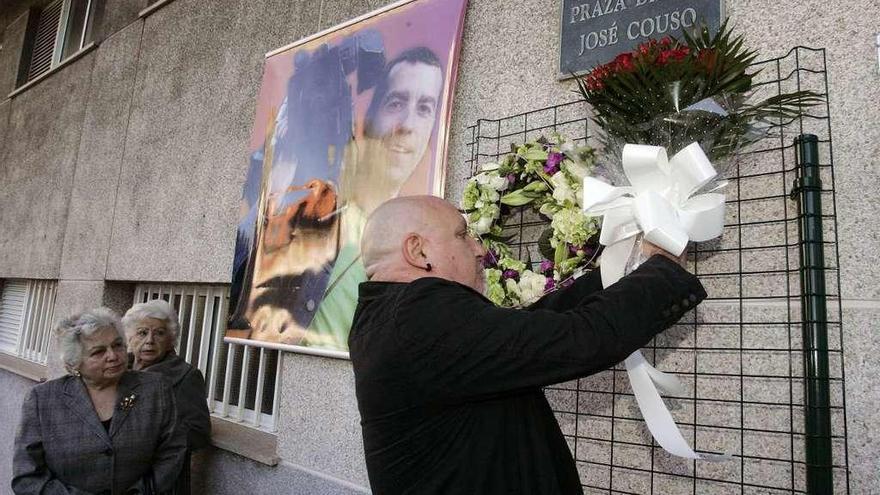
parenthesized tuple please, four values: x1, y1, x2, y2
(0, 0, 878, 493)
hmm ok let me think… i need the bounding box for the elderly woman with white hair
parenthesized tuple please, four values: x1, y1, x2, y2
(12, 307, 186, 494)
(123, 300, 211, 494)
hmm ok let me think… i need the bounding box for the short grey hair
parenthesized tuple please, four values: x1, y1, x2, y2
(55, 307, 124, 373)
(122, 299, 180, 344)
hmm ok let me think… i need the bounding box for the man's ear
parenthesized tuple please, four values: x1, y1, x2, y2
(401, 232, 427, 269)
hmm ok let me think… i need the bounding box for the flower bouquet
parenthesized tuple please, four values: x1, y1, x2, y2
(572, 19, 823, 286)
(568, 21, 822, 460)
(461, 134, 601, 307)
(576, 19, 822, 185)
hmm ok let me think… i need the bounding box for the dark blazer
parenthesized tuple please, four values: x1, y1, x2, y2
(12, 371, 187, 495)
(349, 255, 707, 495)
(141, 353, 211, 450)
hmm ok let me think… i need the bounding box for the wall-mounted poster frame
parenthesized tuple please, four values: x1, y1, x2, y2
(226, 0, 469, 359)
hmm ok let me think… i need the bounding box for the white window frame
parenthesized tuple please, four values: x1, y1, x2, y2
(0, 279, 57, 366)
(133, 284, 282, 433)
(51, 0, 93, 66)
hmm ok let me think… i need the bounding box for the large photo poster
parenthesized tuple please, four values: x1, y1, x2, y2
(226, 0, 468, 356)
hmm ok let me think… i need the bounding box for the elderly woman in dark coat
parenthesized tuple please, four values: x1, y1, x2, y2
(123, 300, 211, 494)
(12, 307, 186, 494)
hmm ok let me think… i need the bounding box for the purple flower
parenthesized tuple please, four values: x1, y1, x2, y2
(482, 249, 499, 269)
(568, 244, 582, 256)
(502, 269, 520, 281)
(544, 277, 556, 292)
(544, 152, 563, 175)
(560, 278, 574, 288)
(539, 259, 554, 274)
(507, 173, 516, 184)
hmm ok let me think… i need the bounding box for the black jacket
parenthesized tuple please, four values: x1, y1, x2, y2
(349, 255, 706, 495)
(142, 353, 212, 451)
(139, 354, 211, 495)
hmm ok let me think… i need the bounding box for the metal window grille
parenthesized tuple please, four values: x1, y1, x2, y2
(133, 284, 281, 432)
(0, 279, 57, 365)
(24, 0, 93, 83)
(465, 47, 849, 494)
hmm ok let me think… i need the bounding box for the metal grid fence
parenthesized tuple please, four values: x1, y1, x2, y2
(464, 47, 849, 494)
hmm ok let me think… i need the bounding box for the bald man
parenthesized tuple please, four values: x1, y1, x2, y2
(349, 196, 706, 495)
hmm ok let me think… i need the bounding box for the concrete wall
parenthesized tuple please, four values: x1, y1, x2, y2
(0, 0, 877, 493)
(190, 449, 368, 495)
(0, 370, 40, 493)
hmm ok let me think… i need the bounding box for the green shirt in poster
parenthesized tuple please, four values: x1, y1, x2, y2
(305, 204, 367, 351)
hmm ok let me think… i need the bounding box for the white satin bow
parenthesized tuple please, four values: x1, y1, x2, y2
(583, 142, 727, 286)
(583, 142, 730, 461)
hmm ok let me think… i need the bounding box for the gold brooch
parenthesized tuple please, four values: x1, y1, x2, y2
(119, 393, 137, 411)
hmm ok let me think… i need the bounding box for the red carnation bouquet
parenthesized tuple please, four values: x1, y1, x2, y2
(576, 20, 822, 184)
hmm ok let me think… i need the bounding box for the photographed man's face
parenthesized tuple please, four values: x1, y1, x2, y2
(369, 61, 443, 184)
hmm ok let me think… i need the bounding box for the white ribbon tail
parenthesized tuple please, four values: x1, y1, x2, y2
(584, 141, 731, 462)
(626, 352, 732, 461)
(598, 236, 637, 288)
(634, 353, 687, 396)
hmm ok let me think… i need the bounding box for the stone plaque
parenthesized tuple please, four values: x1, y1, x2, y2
(559, 0, 723, 79)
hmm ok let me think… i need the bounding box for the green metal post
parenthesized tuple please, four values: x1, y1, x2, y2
(792, 134, 833, 493)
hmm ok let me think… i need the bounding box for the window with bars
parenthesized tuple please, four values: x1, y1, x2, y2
(0, 279, 58, 365)
(18, 0, 95, 86)
(133, 284, 281, 432)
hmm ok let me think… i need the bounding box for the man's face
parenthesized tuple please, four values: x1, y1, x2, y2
(368, 61, 443, 184)
(425, 202, 486, 293)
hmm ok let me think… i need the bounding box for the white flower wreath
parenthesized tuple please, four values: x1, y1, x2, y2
(462, 134, 602, 307)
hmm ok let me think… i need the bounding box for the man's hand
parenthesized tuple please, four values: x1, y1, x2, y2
(641, 240, 688, 267)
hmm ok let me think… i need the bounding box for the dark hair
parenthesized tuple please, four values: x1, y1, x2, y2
(364, 46, 443, 137)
